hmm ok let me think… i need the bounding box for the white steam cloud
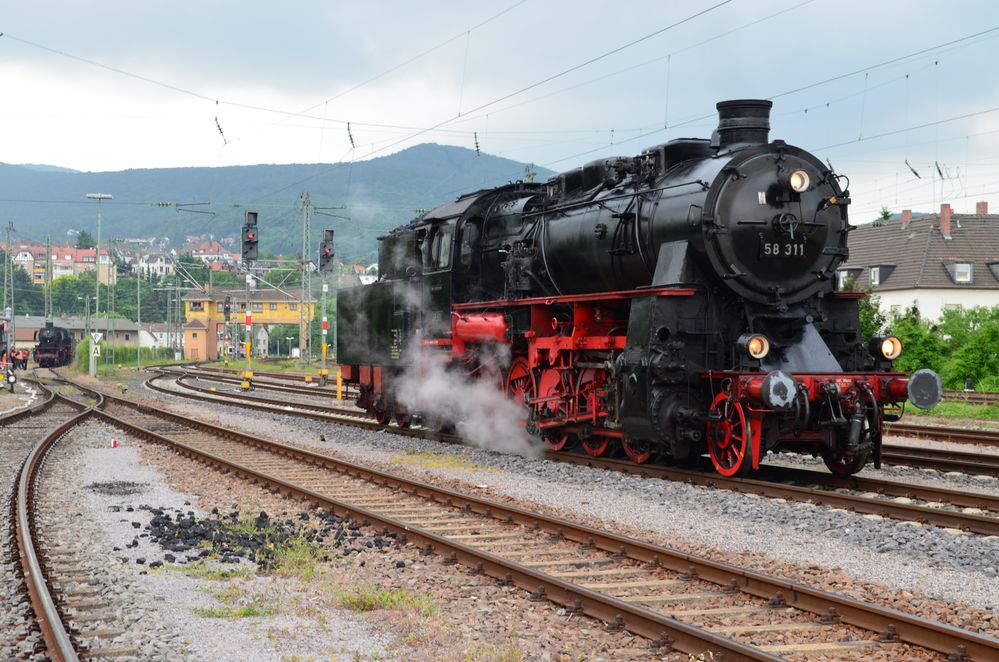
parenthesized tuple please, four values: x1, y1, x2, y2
(394, 342, 541, 457)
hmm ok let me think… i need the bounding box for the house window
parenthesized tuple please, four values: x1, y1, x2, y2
(217, 303, 224, 313)
(269, 303, 277, 311)
(253, 303, 263, 313)
(835, 271, 849, 291)
(869, 267, 880, 287)
(954, 263, 972, 283)
(289, 303, 298, 311)
(124, 334, 130, 341)
(193, 332, 198, 338)
(190, 302, 204, 311)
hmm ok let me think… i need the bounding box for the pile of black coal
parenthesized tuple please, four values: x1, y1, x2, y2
(144, 507, 365, 571)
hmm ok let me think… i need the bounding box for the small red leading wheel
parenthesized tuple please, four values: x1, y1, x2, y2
(706, 392, 753, 477)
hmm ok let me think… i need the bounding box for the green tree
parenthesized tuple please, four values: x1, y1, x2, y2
(873, 207, 891, 226)
(887, 306, 944, 375)
(941, 319, 999, 389)
(858, 291, 887, 340)
(11, 264, 45, 315)
(76, 229, 97, 249)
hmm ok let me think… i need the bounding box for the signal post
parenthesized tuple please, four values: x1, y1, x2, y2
(318, 229, 334, 387)
(241, 212, 258, 390)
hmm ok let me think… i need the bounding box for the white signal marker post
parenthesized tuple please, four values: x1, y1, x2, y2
(242, 273, 253, 390)
(89, 331, 103, 377)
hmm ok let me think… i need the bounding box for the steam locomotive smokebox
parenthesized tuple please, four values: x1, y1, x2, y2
(714, 99, 772, 147)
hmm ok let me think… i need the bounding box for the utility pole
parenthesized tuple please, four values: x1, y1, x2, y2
(45, 234, 53, 320)
(5, 222, 15, 351)
(299, 192, 311, 365)
(136, 266, 141, 370)
(86, 193, 112, 340)
(107, 236, 116, 370)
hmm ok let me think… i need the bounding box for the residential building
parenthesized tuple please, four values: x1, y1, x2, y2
(7, 243, 116, 285)
(181, 286, 315, 361)
(837, 201, 999, 320)
(135, 252, 176, 280)
(181, 239, 239, 266)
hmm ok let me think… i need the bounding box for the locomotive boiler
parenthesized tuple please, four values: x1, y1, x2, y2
(337, 99, 943, 476)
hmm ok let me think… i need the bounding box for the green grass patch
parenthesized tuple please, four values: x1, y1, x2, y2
(164, 561, 252, 581)
(336, 584, 436, 616)
(908, 400, 999, 422)
(192, 604, 277, 619)
(72, 338, 181, 375)
(204, 358, 324, 375)
(271, 534, 325, 581)
(390, 449, 494, 473)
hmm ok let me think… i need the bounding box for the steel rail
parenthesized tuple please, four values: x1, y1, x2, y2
(1, 378, 58, 424)
(86, 385, 999, 661)
(169, 366, 999, 455)
(886, 422, 999, 448)
(154, 365, 341, 396)
(881, 446, 999, 478)
(943, 390, 999, 405)
(153, 372, 999, 535)
(12, 392, 97, 662)
(545, 454, 999, 515)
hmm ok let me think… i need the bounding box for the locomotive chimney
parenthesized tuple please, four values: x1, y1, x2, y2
(713, 99, 773, 148)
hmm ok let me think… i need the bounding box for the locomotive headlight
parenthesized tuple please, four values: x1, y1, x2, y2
(738, 333, 771, 360)
(869, 335, 903, 360)
(788, 169, 810, 192)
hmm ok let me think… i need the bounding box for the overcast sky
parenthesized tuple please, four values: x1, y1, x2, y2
(2, 0, 998, 221)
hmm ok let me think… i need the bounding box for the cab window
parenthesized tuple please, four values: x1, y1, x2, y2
(425, 221, 455, 271)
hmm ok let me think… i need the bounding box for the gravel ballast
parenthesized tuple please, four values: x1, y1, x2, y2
(140, 377, 999, 621)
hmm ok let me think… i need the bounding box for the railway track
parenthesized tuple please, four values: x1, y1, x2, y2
(54, 375, 998, 661)
(174, 365, 999, 455)
(885, 422, 999, 449)
(942, 390, 999, 406)
(2, 379, 105, 661)
(149, 369, 999, 536)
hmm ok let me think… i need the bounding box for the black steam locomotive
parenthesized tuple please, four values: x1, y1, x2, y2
(33, 322, 74, 368)
(337, 99, 942, 477)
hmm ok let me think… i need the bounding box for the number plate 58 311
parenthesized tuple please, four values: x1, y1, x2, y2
(759, 241, 806, 259)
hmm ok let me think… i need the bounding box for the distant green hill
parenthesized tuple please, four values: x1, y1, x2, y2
(0, 144, 551, 263)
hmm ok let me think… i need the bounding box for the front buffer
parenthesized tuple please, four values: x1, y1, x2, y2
(702, 369, 943, 477)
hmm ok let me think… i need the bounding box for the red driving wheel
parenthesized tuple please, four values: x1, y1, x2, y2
(706, 392, 753, 477)
(581, 435, 610, 457)
(622, 439, 653, 464)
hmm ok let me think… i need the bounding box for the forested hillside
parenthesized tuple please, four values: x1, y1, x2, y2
(0, 144, 550, 262)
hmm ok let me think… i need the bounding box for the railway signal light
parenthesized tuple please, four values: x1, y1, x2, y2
(241, 211, 259, 262)
(223, 296, 232, 321)
(319, 229, 335, 273)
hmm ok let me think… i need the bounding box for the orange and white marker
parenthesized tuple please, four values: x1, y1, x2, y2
(111, 438, 119, 448)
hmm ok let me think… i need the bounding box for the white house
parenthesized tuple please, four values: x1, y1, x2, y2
(837, 201, 999, 320)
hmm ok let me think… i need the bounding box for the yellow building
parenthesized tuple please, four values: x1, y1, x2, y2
(182, 287, 316, 360)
